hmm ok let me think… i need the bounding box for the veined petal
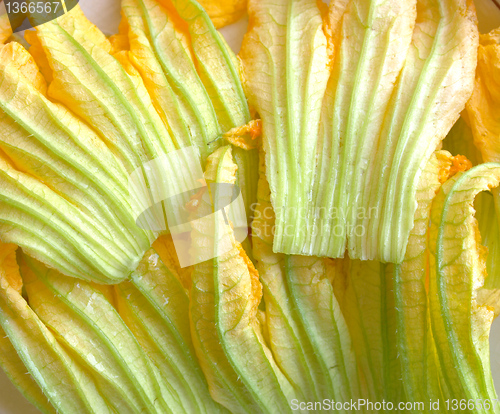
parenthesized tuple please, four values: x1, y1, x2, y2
(317, 0, 417, 261)
(189, 146, 295, 413)
(0, 325, 56, 414)
(168, 0, 251, 133)
(120, 0, 258, 215)
(240, 0, 478, 263)
(27, 6, 175, 173)
(169, 0, 260, 222)
(19, 254, 172, 414)
(463, 28, 500, 316)
(332, 258, 404, 404)
(474, 190, 500, 317)
(0, 244, 112, 414)
(429, 163, 500, 402)
(121, 0, 221, 160)
(0, 41, 150, 250)
(196, 0, 247, 28)
(0, 244, 54, 413)
(392, 151, 452, 408)
(240, 0, 330, 257)
(116, 247, 226, 413)
(361, 0, 478, 262)
(0, 152, 136, 283)
(252, 150, 360, 406)
(466, 28, 500, 164)
(0, 35, 153, 283)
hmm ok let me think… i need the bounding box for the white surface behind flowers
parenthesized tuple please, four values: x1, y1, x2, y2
(0, 0, 499, 412)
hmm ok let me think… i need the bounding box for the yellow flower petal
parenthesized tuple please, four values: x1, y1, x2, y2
(0, 41, 150, 283)
(0, 245, 112, 413)
(116, 247, 224, 412)
(253, 150, 360, 404)
(189, 146, 295, 412)
(0, 14, 12, 45)
(391, 151, 452, 404)
(196, 0, 246, 28)
(429, 162, 500, 401)
(466, 28, 500, 163)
